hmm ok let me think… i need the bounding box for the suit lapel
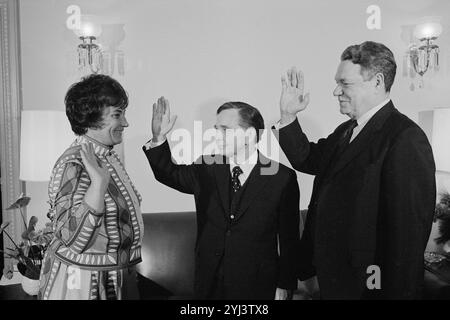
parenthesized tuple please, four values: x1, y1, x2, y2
(214, 158, 231, 216)
(328, 102, 395, 178)
(233, 153, 271, 221)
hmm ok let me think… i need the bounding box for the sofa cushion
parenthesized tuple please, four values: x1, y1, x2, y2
(136, 211, 197, 299)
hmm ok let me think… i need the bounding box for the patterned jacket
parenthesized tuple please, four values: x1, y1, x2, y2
(45, 136, 144, 271)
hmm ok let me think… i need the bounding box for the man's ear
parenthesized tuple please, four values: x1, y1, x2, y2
(374, 72, 385, 90)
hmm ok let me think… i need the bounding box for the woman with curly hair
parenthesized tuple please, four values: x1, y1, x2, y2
(38, 74, 144, 300)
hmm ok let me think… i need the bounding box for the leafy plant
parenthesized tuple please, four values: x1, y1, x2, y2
(1, 194, 53, 281)
(435, 191, 450, 245)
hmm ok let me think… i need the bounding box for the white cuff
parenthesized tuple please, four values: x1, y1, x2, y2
(278, 117, 297, 129)
(144, 138, 166, 150)
(273, 118, 295, 130)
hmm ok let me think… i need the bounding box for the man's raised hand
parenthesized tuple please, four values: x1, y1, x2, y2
(151, 96, 177, 143)
(280, 67, 310, 125)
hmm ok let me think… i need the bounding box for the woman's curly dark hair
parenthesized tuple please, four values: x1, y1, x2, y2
(65, 74, 129, 135)
(435, 192, 450, 245)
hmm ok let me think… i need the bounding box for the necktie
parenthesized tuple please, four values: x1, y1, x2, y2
(335, 120, 358, 159)
(231, 166, 243, 193)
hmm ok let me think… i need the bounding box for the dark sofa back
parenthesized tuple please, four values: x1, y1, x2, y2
(136, 211, 197, 298)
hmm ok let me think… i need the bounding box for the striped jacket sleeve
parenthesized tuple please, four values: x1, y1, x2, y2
(49, 160, 104, 254)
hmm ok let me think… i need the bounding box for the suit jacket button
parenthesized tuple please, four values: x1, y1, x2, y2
(230, 214, 235, 219)
(226, 230, 231, 236)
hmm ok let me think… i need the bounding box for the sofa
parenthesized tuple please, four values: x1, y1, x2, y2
(135, 210, 449, 299)
(135, 210, 311, 299)
(136, 211, 197, 299)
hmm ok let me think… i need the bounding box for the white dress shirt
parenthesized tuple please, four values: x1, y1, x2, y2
(349, 98, 390, 142)
(144, 138, 165, 150)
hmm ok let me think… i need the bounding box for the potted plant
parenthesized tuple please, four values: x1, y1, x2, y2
(1, 194, 53, 295)
(424, 191, 450, 266)
(435, 191, 450, 253)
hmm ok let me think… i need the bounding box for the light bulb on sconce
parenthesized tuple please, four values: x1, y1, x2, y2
(73, 15, 103, 74)
(74, 18, 102, 38)
(409, 19, 443, 85)
(413, 22, 443, 40)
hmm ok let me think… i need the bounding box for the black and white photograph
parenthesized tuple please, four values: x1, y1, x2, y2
(0, 0, 449, 307)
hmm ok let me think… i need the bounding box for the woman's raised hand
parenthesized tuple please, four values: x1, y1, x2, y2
(80, 143, 110, 188)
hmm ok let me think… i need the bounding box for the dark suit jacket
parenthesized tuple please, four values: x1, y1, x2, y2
(277, 101, 436, 299)
(143, 141, 300, 299)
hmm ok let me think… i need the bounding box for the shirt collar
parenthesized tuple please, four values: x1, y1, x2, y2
(356, 98, 391, 126)
(77, 135, 113, 156)
(229, 150, 258, 175)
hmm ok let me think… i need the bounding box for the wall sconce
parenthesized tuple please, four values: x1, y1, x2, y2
(409, 21, 443, 79)
(73, 15, 103, 74)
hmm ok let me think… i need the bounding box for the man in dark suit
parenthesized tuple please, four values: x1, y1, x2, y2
(275, 41, 436, 299)
(143, 97, 300, 299)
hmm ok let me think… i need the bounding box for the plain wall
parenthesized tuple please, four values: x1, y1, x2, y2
(19, 0, 450, 238)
